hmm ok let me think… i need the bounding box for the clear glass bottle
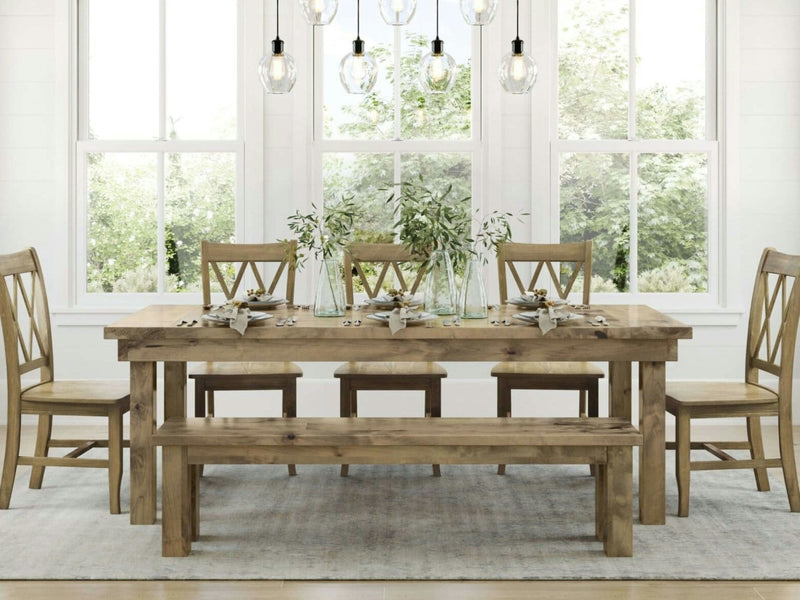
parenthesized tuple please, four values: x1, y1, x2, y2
(458, 258, 488, 318)
(424, 249, 457, 315)
(314, 258, 346, 317)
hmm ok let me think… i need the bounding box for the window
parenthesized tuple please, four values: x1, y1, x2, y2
(314, 0, 480, 247)
(76, 0, 242, 302)
(545, 0, 718, 301)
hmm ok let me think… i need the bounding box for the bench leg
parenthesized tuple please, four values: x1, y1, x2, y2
(162, 446, 191, 557)
(497, 377, 511, 475)
(595, 461, 605, 541)
(283, 382, 298, 477)
(191, 464, 200, 542)
(340, 379, 353, 477)
(427, 381, 442, 477)
(604, 446, 633, 557)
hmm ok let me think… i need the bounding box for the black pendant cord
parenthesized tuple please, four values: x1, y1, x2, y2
(276, 0, 280, 39)
(357, 0, 361, 40)
(436, 0, 440, 40)
(516, 0, 520, 39)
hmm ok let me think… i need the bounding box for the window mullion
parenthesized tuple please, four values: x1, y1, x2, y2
(628, 0, 636, 141)
(629, 152, 638, 294)
(393, 26, 401, 141)
(157, 0, 167, 293)
(157, 153, 166, 294)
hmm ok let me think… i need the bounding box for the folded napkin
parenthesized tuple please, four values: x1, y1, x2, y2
(388, 307, 417, 335)
(210, 302, 250, 335)
(536, 305, 571, 335)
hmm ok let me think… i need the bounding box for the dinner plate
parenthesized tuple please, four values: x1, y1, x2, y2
(513, 311, 581, 324)
(201, 311, 273, 323)
(366, 295, 423, 309)
(367, 311, 437, 324)
(508, 297, 568, 309)
(243, 297, 286, 309)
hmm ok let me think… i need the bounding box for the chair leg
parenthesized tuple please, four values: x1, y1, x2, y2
(777, 412, 800, 512)
(497, 377, 511, 475)
(0, 406, 22, 509)
(193, 379, 206, 418)
(428, 380, 442, 477)
(340, 378, 352, 477)
(28, 414, 53, 489)
(207, 390, 215, 419)
(587, 381, 599, 418)
(746, 416, 770, 492)
(108, 406, 124, 514)
(582, 387, 598, 477)
(283, 381, 297, 476)
(675, 409, 691, 517)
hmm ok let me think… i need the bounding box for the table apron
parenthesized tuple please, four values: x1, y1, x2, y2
(117, 338, 678, 363)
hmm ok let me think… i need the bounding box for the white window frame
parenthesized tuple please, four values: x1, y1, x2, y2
(311, 19, 484, 245)
(73, 0, 262, 308)
(531, 0, 725, 311)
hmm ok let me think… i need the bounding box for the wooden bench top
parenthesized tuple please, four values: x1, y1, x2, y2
(153, 417, 642, 447)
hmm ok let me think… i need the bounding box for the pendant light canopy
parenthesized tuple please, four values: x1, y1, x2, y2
(419, 0, 456, 94)
(299, 0, 338, 26)
(498, 0, 537, 94)
(378, 0, 417, 26)
(259, 0, 297, 94)
(339, 0, 378, 94)
(459, 0, 497, 26)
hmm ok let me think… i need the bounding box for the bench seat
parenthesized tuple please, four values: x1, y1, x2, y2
(153, 417, 641, 558)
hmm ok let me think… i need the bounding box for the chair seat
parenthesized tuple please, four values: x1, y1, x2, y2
(491, 361, 604, 379)
(189, 362, 302, 378)
(21, 380, 130, 405)
(666, 382, 778, 409)
(334, 362, 447, 378)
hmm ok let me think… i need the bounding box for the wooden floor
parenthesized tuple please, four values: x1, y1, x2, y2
(1, 424, 799, 599)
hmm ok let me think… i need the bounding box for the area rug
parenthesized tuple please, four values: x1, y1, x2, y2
(0, 454, 798, 580)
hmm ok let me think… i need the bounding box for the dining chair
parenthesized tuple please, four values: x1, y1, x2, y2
(492, 241, 604, 474)
(336, 242, 447, 477)
(0, 248, 130, 513)
(666, 247, 800, 516)
(188, 240, 302, 476)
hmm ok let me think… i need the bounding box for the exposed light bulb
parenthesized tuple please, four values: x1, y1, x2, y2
(350, 55, 367, 82)
(429, 56, 446, 82)
(312, 0, 325, 14)
(269, 55, 287, 81)
(472, 0, 487, 14)
(391, 0, 405, 11)
(509, 55, 526, 81)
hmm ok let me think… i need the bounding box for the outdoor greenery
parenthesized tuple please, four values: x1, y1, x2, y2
(287, 197, 360, 267)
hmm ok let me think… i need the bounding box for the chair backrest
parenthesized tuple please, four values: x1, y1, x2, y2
(200, 240, 297, 305)
(0, 248, 54, 402)
(496, 241, 593, 305)
(745, 248, 800, 397)
(343, 243, 427, 305)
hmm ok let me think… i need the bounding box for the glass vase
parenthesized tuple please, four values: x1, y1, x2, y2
(314, 258, 346, 317)
(458, 259, 488, 319)
(424, 249, 457, 315)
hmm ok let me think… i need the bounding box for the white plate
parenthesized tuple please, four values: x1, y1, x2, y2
(243, 297, 286, 309)
(201, 311, 273, 323)
(368, 311, 437, 324)
(508, 297, 568, 309)
(367, 295, 423, 309)
(513, 311, 580, 324)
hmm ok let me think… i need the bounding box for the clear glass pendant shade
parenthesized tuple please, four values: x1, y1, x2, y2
(459, 0, 497, 25)
(498, 41, 537, 94)
(419, 44, 456, 94)
(379, 0, 417, 25)
(299, 0, 338, 25)
(259, 41, 297, 94)
(339, 47, 378, 94)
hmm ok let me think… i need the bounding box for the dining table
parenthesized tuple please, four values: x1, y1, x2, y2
(104, 303, 692, 527)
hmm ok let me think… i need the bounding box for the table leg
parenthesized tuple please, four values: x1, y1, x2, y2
(608, 361, 631, 421)
(164, 362, 187, 420)
(639, 361, 666, 525)
(130, 361, 157, 525)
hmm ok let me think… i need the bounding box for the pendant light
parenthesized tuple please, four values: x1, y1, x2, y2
(299, 0, 338, 26)
(419, 0, 456, 94)
(378, 0, 417, 26)
(498, 0, 538, 94)
(459, 0, 497, 26)
(259, 0, 297, 94)
(339, 0, 378, 94)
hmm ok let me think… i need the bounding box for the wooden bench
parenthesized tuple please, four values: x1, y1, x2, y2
(152, 417, 642, 558)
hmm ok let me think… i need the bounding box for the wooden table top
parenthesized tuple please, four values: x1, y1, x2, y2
(104, 304, 692, 342)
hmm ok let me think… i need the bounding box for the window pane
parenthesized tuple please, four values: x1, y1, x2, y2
(559, 153, 630, 292)
(323, 153, 395, 242)
(165, 153, 236, 292)
(166, 0, 237, 140)
(638, 153, 708, 292)
(558, 0, 628, 140)
(88, 0, 159, 139)
(402, 0, 471, 140)
(87, 153, 158, 292)
(322, 2, 394, 140)
(636, 0, 707, 140)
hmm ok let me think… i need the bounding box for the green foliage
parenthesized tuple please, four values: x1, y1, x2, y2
(472, 210, 527, 265)
(287, 196, 360, 267)
(611, 224, 630, 293)
(638, 261, 695, 293)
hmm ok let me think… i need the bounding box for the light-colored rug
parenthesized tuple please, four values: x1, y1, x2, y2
(0, 454, 798, 580)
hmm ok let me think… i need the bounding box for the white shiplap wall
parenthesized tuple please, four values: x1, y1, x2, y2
(1, 0, 800, 424)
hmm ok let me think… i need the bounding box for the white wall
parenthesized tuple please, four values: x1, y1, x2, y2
(1, 0, 799, 426)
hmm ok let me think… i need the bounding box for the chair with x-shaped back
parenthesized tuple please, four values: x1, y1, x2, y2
(666, 247, 800, 516)
(189, 240, 301, 476)
(0, 248, 130, 513)
(492, 241, 604, 474)
(335, 243, 447, 477)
